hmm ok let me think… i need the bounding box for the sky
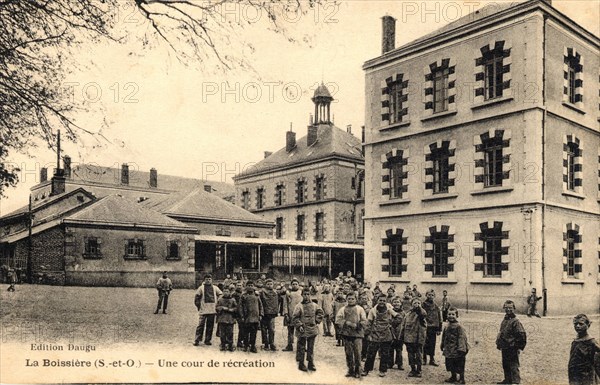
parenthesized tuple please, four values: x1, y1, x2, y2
(1, 0, 598, 215)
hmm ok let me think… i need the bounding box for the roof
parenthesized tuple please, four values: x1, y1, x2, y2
(395, 2, 515, 52)
(139, 188, 273, 225)
(235, 124, 363, 179)
(0, 188, 95, 222)
(65, 195, 197, 232)
(313, 83, 333, 99)
(40, 163, 235, 200)
(195, 235, 364, 250)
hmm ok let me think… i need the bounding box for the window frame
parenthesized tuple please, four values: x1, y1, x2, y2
(315, 212, 324, 241)
(433, 67, 450, 113)
(315, 176, 325, 201)
(389, 235, 405, 277)
(275, 217, 284, 239)
(296, 214, 305, 241)
(388, 157, 405, 199)
(482, 231, 503, 277)
(483, 138, 504, 188)
(483, 50, 504, 100)
(566, 142, 578, 191)
(166, 240, 180, 260)
(84, 237, 102, 258)
(297, 180, 305, 204)
(242, 191, 250, 210)
(566, 229, 577, 277)
(432, 148, 450, 194)
(389, 81, 404, 124)
(275, 184, 284, 206)
(256, 187, 265, 209)
(432, 231, 450, 277)
(125, 239, 146, 260)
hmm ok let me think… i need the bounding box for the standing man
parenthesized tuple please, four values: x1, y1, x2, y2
(292, 288, 324, 371)
(526, 288, 543, 318)
(283, 278, 303, 351)
(154, 271, 172, 314)
(193, 274, 222, 346)
(422, 290, 443, 366)
(496, 300, 527, 384)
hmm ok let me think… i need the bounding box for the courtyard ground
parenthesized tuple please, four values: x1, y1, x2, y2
(0, 285, 597, 384)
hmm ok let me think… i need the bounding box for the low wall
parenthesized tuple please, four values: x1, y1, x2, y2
(65, 271, 196, 289)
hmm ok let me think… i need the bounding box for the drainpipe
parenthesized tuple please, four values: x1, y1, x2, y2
(541, 14, 548, 316)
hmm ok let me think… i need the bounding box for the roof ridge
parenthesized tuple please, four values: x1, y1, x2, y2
(168, 188, 202, 213)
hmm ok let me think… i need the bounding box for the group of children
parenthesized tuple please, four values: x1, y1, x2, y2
(188, 274, 599, 384)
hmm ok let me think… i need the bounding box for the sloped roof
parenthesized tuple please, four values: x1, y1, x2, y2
(65, 194, 196, 231)
(313, 83, 333, 99)
(0, 188, 95, 222)
(236, 124, 363, 178)
(139, 188, 273, 225)
(395, 2, 516, 52)
(59, 163, 235, 199)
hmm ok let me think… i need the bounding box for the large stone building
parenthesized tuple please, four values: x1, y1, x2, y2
(363, 0, 599, 315)
(233, 84, 366, 279)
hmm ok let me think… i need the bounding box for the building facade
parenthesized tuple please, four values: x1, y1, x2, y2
(233, 84, 366, 279)
(363, 0, 599, 315)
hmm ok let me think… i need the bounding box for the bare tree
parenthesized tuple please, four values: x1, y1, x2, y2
(0, 0, 321, 197)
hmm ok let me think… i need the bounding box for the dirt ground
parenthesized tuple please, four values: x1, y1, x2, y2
(1, 285, 597, 384)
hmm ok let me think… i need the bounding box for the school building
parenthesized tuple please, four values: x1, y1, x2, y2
(362, 0, 599, 315)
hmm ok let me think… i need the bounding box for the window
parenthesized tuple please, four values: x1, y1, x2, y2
(483, 137, 504, 187)
(358, 209, 365, 238)
(433, 67, 450, 113)
(389, 235, 405, 277)
(256, 187, 265, 209)
(566, 230, 577, 277)
(241, 190, 250, 209)
(482, 230, 502, 277)
(357, 172, 365, 199)
(432, 232, 450, 277)
(389, 81, 404, 124)
(297, 180, 305, 203)
(125, 239, 145, 259)
(275, 217, 284, 239)
(389, 157, 405, 199)
(484, 50, 505, 100)
(432, 148, 450, 194)
(275, 184, 284, 206)
(296, 215, 305, 240)
(566, 142, 578, 191)
(315, 176, 325, 201)
(84, 237, 101, 258)
(167, 241, 180, 260)
(315, 212, 324, 241)
(564, 49, 583, 105)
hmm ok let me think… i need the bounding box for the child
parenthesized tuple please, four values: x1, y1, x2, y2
(333, 289, 348, 347)
(292, 288, 324, 372)
(216, 287, 238, 351)
(568, 314, 600, 385)
(385, 287, 396, 304)
(401, 297, 427, 378)
(496, 300, 527, 384)
(441, 307, 468, 384)
(422, 290, 443, 366)
(283, 278, 303, 352)
(239, 280, 263, 353)
(336, 292, 367, 378)
(363, 295, 399, 378)
(401, 290, 413, 312)
(526, 288, 542, 318)
(260, 278, 279, 351)
(359, 292, 372, 361)
(441, 290, 452, 322)
(232, 281, 245, 348)
(389, 297, 405, 371)
(319, 283, 335, 337)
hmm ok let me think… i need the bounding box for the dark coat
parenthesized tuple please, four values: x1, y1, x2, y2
(367, 305, 399, 342)
(496, 314, 527, 350)
(422, 299, 442, 331)
(260, 288, 279, 316)
(441, 321, 469, 358)
(568, 336, 600, 385)
(401, 307, 427, 345)
(239, 291, 263, 323)
(216, 296, 237, 324)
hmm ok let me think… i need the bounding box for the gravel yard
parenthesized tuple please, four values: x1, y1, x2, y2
(1, 285, 597, 384)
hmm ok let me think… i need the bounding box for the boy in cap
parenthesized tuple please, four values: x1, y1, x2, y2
(293, 288, 324, 371)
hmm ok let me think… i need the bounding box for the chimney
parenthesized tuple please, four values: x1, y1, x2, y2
(286, 130, 296, 152)
(346, 124, 352, 134)
(149, 168, 157, 188)
(204, 184, 212, 193)
(51, 174, 66, 196)
(40, 168, 48, 182)
(121, 163, 129, 185)
(307, 125, 318, 147)
(264, 151, 273, 159)
(63, 155, 71, 179)
(381, 15, 396, 54)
